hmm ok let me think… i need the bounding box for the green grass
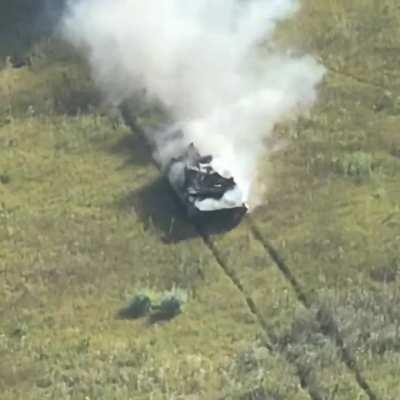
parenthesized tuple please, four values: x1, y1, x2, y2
(254, 2, 400, 398)
(1, 0, 400, 399)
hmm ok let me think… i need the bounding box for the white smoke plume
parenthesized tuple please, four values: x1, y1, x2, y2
(62, 0, 325, 206)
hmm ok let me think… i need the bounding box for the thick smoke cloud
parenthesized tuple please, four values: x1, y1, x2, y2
(63, 0, 325, 206)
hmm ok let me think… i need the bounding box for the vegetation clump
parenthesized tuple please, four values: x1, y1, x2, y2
(154, 288, 188, 320)
(122, 293, 152, 319)
(334, 151, 373, 178)
(120, 287, 188, 322)
(0, 173, 10, 184)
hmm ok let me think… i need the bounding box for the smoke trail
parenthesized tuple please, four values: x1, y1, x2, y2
(62, 0, 324, 206)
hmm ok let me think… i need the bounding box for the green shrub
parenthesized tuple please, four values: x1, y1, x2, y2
(334, 151, 373, 178)
(156, 288, 188, 320)
(120, 287, 188, 321)
(123, 293, 152, 319)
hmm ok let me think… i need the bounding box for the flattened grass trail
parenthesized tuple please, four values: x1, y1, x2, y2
(1, 1, 400, 399)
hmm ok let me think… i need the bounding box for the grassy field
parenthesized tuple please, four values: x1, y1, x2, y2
(1, 1, 400, 399)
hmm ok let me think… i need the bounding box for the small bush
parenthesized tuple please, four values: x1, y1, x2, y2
(122, 294, 152, 319)
(334, 151, 373, 178)
(120, 287, 188, 321)
(155, 288, 188, 320)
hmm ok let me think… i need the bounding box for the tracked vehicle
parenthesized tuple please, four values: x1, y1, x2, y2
(166, 143, 248, 219)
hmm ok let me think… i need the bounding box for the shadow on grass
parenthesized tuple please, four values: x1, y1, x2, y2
(120, 177, 198, 243)
(117, 307, 180, 325)
(0, 0, 66, 61)
(119, 176, 245, 243)
(110, 133, 154, 168)
(116, 294, 153, 320)
(0, 0, 103, 118)
(50, 72, 103, 116)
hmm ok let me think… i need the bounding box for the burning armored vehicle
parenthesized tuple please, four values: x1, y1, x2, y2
(166, 143, 248, 219)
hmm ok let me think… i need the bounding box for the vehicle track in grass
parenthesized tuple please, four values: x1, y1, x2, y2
(322, 62, 391, 93)
(247, 217, 379, 400)
(193, 221, 324, 400)
(120, 103, 378, 400)
(120, 105, 318, 399)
